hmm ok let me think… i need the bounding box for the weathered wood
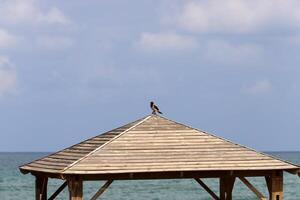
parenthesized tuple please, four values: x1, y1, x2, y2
(68, 178, 83, 200)
(220, 177, 235, 200)
(239, 177, 266, 200)
(20, 114, 299, 186)
(35, 176, 48, 200)
(48, 181, 67, 200)
(63, 170, 278, 181)
(195, 178, 220, 200)
(90, 180, 113, 200)
(265, 171, 283, 200)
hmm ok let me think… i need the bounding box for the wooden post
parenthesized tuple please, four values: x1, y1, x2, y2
(265, 171, 283, 200)
(220, 177, 235, 200)
(35, 176, 48, 200)
(68, 176, 83, 200)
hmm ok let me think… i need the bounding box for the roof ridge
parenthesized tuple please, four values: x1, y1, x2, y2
(157, 115, 300, 169)
(62, 115, 152, 173)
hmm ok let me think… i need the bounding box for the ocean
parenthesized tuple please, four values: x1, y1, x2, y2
(0, 152, 299, 200)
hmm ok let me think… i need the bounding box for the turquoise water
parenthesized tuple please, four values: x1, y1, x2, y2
(0, 152, 300, 200)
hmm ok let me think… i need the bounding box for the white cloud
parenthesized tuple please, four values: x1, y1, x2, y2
(167, 0, 300, 33)
(244, 79, 272, 95)
(137, 32, 197, 51)
(1, 0, 70, 25)
(203, 40, 262, 65)
(36, 36, 73, 49)
(0, 29, 18, 47)
(38, 7, 70, 25)
(0, 56, 17, 97)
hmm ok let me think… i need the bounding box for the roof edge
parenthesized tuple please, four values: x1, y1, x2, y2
(156, 115, 300, 170)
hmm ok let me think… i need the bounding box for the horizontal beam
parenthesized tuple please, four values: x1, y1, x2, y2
(69, 170, 277, 181)
(28, 169, 297, 181)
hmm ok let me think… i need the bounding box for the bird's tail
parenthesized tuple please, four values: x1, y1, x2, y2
(158, 111, 163, 114)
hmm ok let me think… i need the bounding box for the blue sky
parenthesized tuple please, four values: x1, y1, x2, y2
(1, 0, 300, 151)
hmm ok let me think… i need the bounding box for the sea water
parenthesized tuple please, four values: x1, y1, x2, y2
(0, 152, 300, 200)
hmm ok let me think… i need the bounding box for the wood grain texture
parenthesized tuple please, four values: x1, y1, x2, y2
(19, 115, 300, 177)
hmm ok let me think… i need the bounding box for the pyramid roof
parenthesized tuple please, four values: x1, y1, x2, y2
(20, 115, 299, 176)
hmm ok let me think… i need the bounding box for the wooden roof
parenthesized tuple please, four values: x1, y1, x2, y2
(20, 115, 300, 176)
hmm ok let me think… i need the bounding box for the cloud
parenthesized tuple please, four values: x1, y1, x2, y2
(36, 36, 73, 49)
(0, 29, 18, 48)
(137, 32, 197, 51)
(203, 40, 262, 65)
(244, 79, 272, 95)
(166, 0, 300, 33)
(1, 0, 70, 25)
(0, 56, 17, 97)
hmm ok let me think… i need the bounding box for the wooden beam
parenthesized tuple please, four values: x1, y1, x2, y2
(194, 178, 220, 200)
(90, 180, 113, 200)
(68, 177, 83, 200)
(284, 168, 299, 175)
(220, 177, 235, 200)
(72, 170, 276, 181)
(239, 177, 266, 200)
(265, 171, 283, 200)
(36, 176, 48, 200)
(48, 181, 67, 200)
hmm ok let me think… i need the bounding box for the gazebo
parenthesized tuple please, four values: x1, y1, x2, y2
(20, 114, 300, 200)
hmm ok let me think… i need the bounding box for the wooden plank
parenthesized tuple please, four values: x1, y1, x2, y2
(95, 148, 252, 153)
(35, 161, 70, 166)
(88, 153, 267, 158)
(90, 180, 113, 200)
(81, 157, 273, 163)
(127, 130, 200, 133)
(94, 148, 247, 153)
(195, 178, 220, 200)
(21, 166, 62, 174)
(74, 160, 284, 167)
(239, 177, 266, 200)
(108, 140, 226, 144)
(89, 151, 261, 156)
(118, 135, 214, 139)
(102, 146, 244, 150)
(66, 166, 294, 173)
(28, 163, 65, 170)
(48, 181, 67, 200)
(42, 157, 76, 163)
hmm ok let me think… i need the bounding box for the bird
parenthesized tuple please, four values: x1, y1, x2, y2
(150, 101, 162, 115)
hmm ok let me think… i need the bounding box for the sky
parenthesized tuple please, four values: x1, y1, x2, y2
(1, 0, 300, 152)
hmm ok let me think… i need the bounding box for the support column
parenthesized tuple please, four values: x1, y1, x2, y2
(35, 176, 48, 200)
(68, 176, 83, 200)
(220, 176, 235, 200)
(265, 171, 283, 200)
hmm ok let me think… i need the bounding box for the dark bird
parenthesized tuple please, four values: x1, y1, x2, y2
(150, 101, 162, 115)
